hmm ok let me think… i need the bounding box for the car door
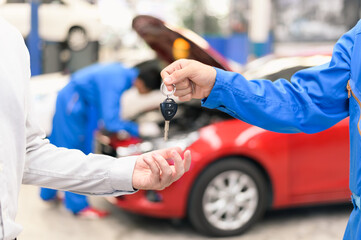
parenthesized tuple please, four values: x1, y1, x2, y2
(256, 62, 350, 202)
(288, 118, 350, 198)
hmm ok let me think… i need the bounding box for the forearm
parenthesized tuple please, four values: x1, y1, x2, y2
(25, 120, 137, 196)
(202, 65, 349, 134)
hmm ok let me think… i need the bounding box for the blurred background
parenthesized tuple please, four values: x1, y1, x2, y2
(2, 0, 358, 74)
(1, 0, 358, 239)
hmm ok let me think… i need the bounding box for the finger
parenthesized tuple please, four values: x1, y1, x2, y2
(175, 79, 191, 90)
(174, 87, 192, 98)
(167, 67, 193, 86)
(160, 69, 171, 81)
(161, 69, 175, 92)
(143, 157, 160, 180)
(154, 147, 182, 160)
(163, 78, 175, 92)
(160, 61, 179, 79)
(161, 60, 187, 91)
(171, 150, 185, 181)
(183, 150, 191, 172)
(153, 153, 173, 187)
(178, 93, 193, 102)
(161, 59, 188, 78)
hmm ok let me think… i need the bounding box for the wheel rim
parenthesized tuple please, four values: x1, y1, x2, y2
(68, 28, 88, 51)
(202, 170, 259, 231)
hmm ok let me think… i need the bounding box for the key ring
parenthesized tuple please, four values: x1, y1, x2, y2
(160, 82, 176, 97)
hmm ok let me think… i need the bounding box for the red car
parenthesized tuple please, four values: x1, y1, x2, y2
(96, 15, 350, 237)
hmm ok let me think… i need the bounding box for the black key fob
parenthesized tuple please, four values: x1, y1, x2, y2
(160, 98, 178, 121)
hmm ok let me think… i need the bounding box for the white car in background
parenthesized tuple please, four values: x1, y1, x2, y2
(0, 0, 103, 51)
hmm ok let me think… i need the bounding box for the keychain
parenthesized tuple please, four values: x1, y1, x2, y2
(160, 82, 178, 141)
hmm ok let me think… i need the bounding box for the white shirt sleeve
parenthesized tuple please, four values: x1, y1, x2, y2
(23, 107, 138, 195)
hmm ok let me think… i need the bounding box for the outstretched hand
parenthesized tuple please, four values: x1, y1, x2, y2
(132, 147, 191, 190)
(161, 59, 217, 101)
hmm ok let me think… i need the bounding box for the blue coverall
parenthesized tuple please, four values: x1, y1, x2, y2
(201, 20, 361, 239)
(40, 63, 139, 214)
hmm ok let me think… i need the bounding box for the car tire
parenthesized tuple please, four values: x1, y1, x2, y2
(187, 158, 269, 237)
(67, 27, 88, 51)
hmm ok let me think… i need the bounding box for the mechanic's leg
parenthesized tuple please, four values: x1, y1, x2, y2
(64, 191, 89, 214)
(40, 188, 58, 201)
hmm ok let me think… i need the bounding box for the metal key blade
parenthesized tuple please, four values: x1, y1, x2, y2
(164, 120, 170, 141)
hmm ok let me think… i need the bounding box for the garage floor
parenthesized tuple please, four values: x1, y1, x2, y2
(16, 185, 350, 240)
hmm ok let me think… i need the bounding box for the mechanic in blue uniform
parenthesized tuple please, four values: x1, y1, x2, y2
(162, 21, 361, 239)
(40, 59, 162, 218)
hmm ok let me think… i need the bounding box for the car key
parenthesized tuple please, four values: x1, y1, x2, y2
(160, 83, 178, 141)
(160, 97, 178, 140)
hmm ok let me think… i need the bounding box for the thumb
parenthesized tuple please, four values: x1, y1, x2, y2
(163, 76, 175, 92)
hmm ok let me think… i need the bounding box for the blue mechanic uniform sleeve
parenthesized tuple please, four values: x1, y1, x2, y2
(202, 24, 356, 134)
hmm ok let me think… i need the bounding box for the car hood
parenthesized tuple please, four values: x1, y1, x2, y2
(132, 15, 231, 71)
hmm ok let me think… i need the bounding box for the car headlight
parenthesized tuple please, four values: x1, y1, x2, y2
(116, 131, 199, 158)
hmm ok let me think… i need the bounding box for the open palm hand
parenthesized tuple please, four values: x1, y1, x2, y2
(132, 147, 191, 190)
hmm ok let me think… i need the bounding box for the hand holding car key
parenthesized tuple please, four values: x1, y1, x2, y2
(160, 82, 178, 141)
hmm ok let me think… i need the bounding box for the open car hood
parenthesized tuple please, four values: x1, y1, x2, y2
(132, 15, 232, 71)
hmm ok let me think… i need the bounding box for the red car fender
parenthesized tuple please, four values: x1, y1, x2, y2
(175, 119, 291, 217)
